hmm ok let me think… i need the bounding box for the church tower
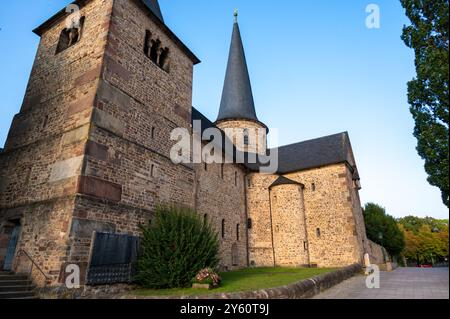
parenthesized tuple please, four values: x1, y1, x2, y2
(0, 0, 200, 286)
(216, 12, 268, 155)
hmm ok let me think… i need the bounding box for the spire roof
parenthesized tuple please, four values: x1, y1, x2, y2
(217, 15, 259, 123)
(142, 0, 164, 22)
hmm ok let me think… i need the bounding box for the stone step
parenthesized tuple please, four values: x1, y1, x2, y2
(0, 274, 29, 281)
(0, 285, 36, 292)
(0, 279, 33, 287)
(0, 290, 36, 299)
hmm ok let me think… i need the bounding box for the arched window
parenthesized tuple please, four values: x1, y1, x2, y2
(243, 129, 249, 145)
(144, 30, 152, 57)
(159, 47, 170, 72)
(221, 219, 225, 238)
(56, 17, 85, 54)
(150, 39, 161, 64)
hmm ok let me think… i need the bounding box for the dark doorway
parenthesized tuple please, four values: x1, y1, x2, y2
(3, 223, 21, 271)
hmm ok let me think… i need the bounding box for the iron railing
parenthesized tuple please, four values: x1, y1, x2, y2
(13, 249, 51, 287)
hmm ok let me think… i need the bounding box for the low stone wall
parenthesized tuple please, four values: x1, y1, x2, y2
(367, 240, 388, 265)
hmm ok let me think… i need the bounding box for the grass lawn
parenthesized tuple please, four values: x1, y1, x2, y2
(130, 267, 336, 297)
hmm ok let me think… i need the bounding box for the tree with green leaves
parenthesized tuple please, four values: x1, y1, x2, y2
(363, 203, 405, 256)
(135, 205, 220, 289)
(400, 0, 449, 207)
(398, 216, 449, 265)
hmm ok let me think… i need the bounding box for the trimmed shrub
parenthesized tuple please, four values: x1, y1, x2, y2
(135, 205, 220, 289)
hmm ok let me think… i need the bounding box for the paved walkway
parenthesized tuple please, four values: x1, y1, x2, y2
(313, 267, 449, 299)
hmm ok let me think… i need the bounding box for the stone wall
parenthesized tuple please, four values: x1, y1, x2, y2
(367, 240, 388, 265)
(270, 184, 309, 267)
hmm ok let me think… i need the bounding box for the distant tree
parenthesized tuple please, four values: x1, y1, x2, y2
(399, 216, 449, 265)
(400, 0, 449, 207)
(363, 203, 405, 256)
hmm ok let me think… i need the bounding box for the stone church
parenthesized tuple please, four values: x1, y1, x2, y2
(0, 0, 383, 287)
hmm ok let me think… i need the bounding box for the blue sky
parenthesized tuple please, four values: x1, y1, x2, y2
(0, 0, 448, 219)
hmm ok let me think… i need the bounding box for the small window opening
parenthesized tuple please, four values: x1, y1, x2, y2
(311, 183, 316, 191)
(56, 16, 85, 54)
(144, 30, 152, 57)
(243, 129, 249, 145)
(150, 164, 155, 177)
(159, 47, 170, 72)
(247, 218, 253, 229)
(316, 228, 321, 237)
(151, 127, 155, 139)
(42, 115, 49, 129)
(304, 241, 308, 251)
(221, 219, 225, 238)
(236, 224, 240, 241)
(150, 39, 161, 64)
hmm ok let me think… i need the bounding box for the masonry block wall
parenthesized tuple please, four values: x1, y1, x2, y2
(247, 163, 367, 268)
(270, 184, 309, 267)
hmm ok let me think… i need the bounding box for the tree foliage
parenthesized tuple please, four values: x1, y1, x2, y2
(363, 203, 405, 256)
(398, 216, 449, 264)
(135, 205, 220, 289)
(400, 0, 449, 207)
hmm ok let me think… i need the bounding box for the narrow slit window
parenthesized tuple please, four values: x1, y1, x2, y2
(243, 129, 249, 145)
(236, 224, 240, 241)
(311, 183, 316, 191)
(221, 219, 225, 238)
(151, 127, 156, 139)
(150, 164, 155, 177)
(144, 30, 152, 57)
(316, 228, 321, 237)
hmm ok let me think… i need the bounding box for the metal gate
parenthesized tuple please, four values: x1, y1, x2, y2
(86, 232, 140, 285)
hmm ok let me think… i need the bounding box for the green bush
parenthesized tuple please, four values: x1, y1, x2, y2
(135, 205, 220, 289)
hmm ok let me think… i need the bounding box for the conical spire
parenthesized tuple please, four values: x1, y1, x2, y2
(217, 13, 259, 123)
(142, 0, 164, 22)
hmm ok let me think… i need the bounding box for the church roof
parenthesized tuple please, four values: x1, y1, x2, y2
(272, 132, 356, 174)
(142, 0, 164, 22)
(193, 108, 358, 176)
(216, 19, 260, 123)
